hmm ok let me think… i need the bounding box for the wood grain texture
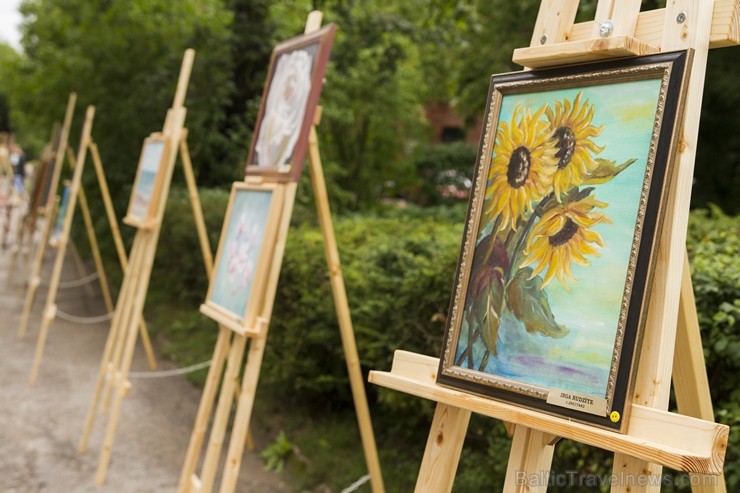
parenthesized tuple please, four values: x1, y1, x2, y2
(414, 403, 471, 493)
(369, 351, 728, 476)
(514, 0, 738, 68)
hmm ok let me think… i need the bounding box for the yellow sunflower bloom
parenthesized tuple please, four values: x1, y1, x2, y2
(520, 196, 611, 288)
(484, 104, 557, 232)
(545, 92, 605, 200)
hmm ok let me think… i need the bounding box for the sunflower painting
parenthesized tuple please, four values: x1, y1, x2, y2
(438, 51, 691, 431)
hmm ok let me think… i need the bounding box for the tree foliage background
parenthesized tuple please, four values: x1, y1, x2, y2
(0, 1, 738, 490)
(0, 0, 737, 212)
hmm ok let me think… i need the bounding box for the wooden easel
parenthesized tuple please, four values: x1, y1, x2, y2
(76, 49, 225, 486)
(16, 93, 77, 337)
(177, 12, 385, 493)
(25, 109, 159, 385)
(4, 122, 57, 280)
(369, 1, 737, 492)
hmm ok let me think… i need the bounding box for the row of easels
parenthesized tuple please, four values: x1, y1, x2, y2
(369, 1, 736, 492)
(176, 12, 385, 493)
(13, 94, 157, 385)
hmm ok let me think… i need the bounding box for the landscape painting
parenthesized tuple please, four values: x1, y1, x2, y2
(437, 51, 691, 431)
(203, 182, 284, 334)
(124, 134, 168, 228)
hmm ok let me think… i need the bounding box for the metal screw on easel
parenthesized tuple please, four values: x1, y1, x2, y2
(599, 19, 614, 38)
(676, 11, 687, 24)
(540, 33, 548, 45)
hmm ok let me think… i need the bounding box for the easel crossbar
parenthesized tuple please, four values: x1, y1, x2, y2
(368, 351, 728, 476)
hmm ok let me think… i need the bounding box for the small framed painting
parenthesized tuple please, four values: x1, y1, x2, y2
(245, 23, 336, 181)
(437, 51, 692, 431)
(201, 181, 285, 335)
(49, 180, 71, 248)
(123, 133, 170, 229)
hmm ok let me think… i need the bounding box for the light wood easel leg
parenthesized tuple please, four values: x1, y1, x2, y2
(79, 234, 143, 453)
(78, 184, 114, 314)
(89, 140, 157, 370)
(17, 273, 42, 339)
(307, 124, 385, 493)
(177, 327, 233, 493)
(12, 94, 75, 304)
(218, 336, 268, 493)
(29, 106, 96, 386)
(673, 252, 727, 493)
(613, 3, 715, 492)
(414, 403, 471, 493)
(198, 334, 249, 493)
(503, 426, 557, 493)
(179, 132, 214, 276)
(17, 199, 59, 339)
(95, 250, 151, 485)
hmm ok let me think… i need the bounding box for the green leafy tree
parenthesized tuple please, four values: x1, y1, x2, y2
(0, 43, 23, 135)
(12, 0, 233, 205)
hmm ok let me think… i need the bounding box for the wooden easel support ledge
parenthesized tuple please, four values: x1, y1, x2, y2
(513, 0, 739, 68)
(368, 351, 728, 476)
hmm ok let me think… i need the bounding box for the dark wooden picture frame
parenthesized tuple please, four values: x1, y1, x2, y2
(245, 23, 336, 182)
(437, 51, 692, 431)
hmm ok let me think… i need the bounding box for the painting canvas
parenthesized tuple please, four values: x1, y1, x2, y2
(202, 182, 285, 334)
(49, 181, 71, 248)
(124, 133, 169, 228)
(246, 23, 336, 181)
(437, 51, 691, 431)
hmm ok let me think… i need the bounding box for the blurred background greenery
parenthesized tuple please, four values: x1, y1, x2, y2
(1, 0, 738, 491)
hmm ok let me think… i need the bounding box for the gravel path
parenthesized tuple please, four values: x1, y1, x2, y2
(0, 245, 289, 492)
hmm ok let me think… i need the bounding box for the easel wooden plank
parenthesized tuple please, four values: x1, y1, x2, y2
(369, 1, 737, 491)
(179, 11, 385, 493)
(16, 93, 77, 340)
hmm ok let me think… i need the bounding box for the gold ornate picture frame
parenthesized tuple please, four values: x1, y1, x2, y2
(437, 50, 692, 431)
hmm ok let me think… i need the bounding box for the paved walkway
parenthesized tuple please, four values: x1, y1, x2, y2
(0, 243, 288, 492)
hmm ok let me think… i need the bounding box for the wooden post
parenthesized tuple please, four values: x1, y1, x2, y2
(17, 93, 76, 339)
(414, 403, 471, 493)
(29, 105, 96, 386)
(672, 253, 727, 493)
(307, 124, 385, 493)
(612, 2, 716, 492)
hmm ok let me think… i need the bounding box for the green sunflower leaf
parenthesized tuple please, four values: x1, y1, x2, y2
(505, 268, 569, 339)
(583, 158, 637, 185)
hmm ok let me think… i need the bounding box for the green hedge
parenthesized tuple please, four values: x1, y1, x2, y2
(146, 189, 739, 491)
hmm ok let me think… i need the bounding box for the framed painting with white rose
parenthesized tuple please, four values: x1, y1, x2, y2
(246, 23, 336, 181)
(201, 181, 285, 335)
(437, 51, 692, 432)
